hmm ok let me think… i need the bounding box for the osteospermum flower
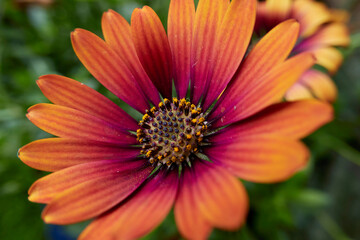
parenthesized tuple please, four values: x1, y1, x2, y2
(255, 0, 350, 102)
(19, 0, 333, 239)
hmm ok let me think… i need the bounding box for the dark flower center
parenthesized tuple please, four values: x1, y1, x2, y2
(137, 98, 208, 167)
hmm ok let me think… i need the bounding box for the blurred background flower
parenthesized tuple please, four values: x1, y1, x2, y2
(255, 0, 351, 102)
(0, 0, 359, 239)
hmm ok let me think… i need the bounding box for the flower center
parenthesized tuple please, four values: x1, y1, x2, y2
(137, 98, 208, 167)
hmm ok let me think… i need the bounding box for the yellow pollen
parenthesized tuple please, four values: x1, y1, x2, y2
(186, 134, 192, 140)
(143, 114, 150, 121)
(186, 144, 192, 151)
(174, 147, 179, 152)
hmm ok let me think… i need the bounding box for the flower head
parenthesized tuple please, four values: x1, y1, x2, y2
(255, 0, 350, 102)
(19, 0, 333, 239)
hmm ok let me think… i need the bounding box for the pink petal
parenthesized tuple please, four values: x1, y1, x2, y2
(79, 170, 178, 240)
(210, 100, 333, 141)
(212, 52, 315, 127)
(41, 162, 152, 224)
(210, 19, 300, 124)
(37, 74, 138, 131)
(174, 166, 212, 240)
(190, 162, 248, 230)
(190, 0, 229, 104)
(28, 160, 144, 204)
(27, 104, 136, 145)
(206, 136, 309, 183)
(71, 29, 149, 112)
(168, 0, 195, 98)
(202, 0, 256, 110)
(131, 6, 173, 99)
(102, 10, 161, 105)
(18, 138, 139, 172)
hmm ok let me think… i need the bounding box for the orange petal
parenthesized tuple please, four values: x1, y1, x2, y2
(211, 19, 299, 121)
(214, 52, 315, 127)
(190, 0, 229, 104)
(41, 164, 152, 224)
(202, 0, 256, 110)
(312, 47, 344, 74)
(191, 162, 248, 230)
(18, 138, 139, 172)
(37, 74, 138, 131)
(210, 100, 333, 141)
(292, 0, 332, 37)
(174, 167, 212, 240)
(28, 160, 144, 203)
(27, 104, 136, 145)
(206, 136, 310, 183)
(101, 10, 160, 106)
(71, 29, 149, 112)
(168, 0, 195, 98)
(79, 170, 178, 240)
(285, 82, 315, 101)
(292, 69, 337, 102)
(296, 23, 350, 51)
(131, 6, 173, 99)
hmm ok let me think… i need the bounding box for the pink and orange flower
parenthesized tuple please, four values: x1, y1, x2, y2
(19, 0, 333, 239)
(255, 0, 350, 102)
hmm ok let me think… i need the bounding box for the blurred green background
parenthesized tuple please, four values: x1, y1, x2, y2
(0, 0, 359, 239)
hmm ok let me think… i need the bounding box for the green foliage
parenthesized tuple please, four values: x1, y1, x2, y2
(0, 0, 359, 239)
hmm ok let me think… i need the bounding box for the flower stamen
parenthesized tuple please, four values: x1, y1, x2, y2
(137, 98, 208, 167)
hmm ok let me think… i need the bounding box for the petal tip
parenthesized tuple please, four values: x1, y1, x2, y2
(42, 213, 53, 224)
(28, 193, 36, 202)
(28, 185, 45, 203)
(36, 78, 44, 87)
(27, 195, 34, 202)
(26, 104, 38, 114)
(102, 9, 116, 19)
(71, 28, 85, 39)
